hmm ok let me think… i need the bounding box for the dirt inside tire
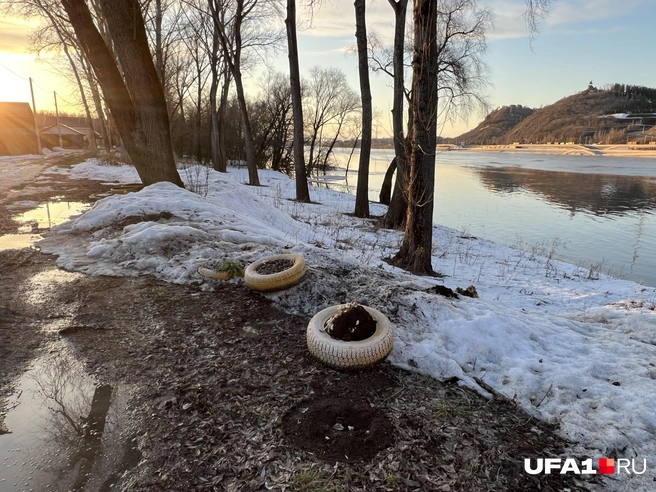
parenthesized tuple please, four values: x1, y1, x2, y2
(255, 258, 294, 275)
(282, 396, 394, 462)
(325, 304, 377, 341)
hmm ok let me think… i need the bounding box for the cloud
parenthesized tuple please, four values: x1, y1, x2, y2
(297, 2, 395, 43)
(483, 0, 530, 40)
(545, 0, 649, 26)
(482, 0, 649, 41)
(0, 18, 34, 54)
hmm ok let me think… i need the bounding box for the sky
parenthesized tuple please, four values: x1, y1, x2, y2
(1, 0, 656, 137)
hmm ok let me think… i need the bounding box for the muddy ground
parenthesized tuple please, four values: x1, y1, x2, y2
(0, 154, 599, 491)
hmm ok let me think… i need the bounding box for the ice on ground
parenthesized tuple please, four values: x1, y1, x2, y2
(38, 159, 656, 491)
(0, 154, 49, 194)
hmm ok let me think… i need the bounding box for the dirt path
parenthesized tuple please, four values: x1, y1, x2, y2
(0, 155, 598, 491)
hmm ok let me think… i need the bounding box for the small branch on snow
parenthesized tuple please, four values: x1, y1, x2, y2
(536, 383, 553, 408)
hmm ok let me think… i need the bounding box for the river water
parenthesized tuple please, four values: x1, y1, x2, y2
(324, 148, 656, 287)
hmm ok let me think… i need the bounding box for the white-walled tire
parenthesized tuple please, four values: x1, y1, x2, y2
(244, 253, 307, 292)
(306, 305, 394, 370)
(197, 267, 231, 280)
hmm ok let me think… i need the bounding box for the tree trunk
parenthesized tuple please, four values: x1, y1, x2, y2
(321, 117, 344, 173)
(384, 0, 409, 228)
(71, 385, 112, 490)
(196, 74, 203, 163)
(217, 69, 230, 171)
(392, 0, 438, 275)
(233, 70, 260, 185)
(207, 19, 229, 173)
(62, 40, 97, 151)
(379, 156, 396, 204)
(211, 0, 260, 185)
(61, 0, 183, 186)
(85, 63, 111, 151)
(209, 24, 223, 171)
(80, 52, 111, 151)
(354, 0, 371, 218)
(155, 0, 164, 82)
(307, 128, 319, 177)
(286, 0, 310, 202)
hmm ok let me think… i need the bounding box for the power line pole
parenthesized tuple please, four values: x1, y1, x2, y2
(54, 91, 63, 148)
(29, 77, 42, 153)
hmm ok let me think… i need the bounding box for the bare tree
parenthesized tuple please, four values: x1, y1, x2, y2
(304, 67, 360, 176)
(180, 6, 212, 162)
(374, 0, 491, 229)
(285, 0, 310, 201)
(168, 44, 197, 155)
(252, 72, 294, 170)
(381, 0, 409, 224)
(209, 0, 274, 186)
(435, 0, 492, 125)
(524, 0, 551, 37)
(61, 0, 183, 186)
(353, 0, 371, 218)
(142, 0, 175, 83)
(391, 0, 438, 274)
(80, 54, 112, 150)
(209, 9, 230, 172)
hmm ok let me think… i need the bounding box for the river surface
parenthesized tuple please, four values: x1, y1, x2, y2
(323, 148, 656, 287)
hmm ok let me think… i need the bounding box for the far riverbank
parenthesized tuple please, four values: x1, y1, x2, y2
(441, 143, 656, 158)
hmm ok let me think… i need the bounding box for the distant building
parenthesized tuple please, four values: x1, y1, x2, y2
(0, 102, 39, 156)
(37, 115, 101, 147)
(40, 123, 86, 149)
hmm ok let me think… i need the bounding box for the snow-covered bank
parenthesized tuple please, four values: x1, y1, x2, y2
(40, 159, 656, 490)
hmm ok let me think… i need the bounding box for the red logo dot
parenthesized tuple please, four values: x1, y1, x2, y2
(599, 458, 615, 475)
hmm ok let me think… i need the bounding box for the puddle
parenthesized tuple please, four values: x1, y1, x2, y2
(0, 201, 88, 251)
(14, 201, 88, 230)
(0, 234, 43, 251)
(0, 344, 140, 491)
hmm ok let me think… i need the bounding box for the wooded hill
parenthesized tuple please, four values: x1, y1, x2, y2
(456, 105, 535, 144)
(457, 84, 656, 145)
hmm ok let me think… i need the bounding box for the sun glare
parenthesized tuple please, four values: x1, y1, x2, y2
(0, 16, 75, 113)
(0, 52, 78, 114)
(0, 54, 36, 103)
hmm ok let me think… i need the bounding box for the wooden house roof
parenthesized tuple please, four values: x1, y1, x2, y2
(41, 123, 85, 135)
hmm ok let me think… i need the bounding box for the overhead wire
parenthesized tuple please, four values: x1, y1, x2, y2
(0, 60, 30, 82)
(0, 58, 81, 110)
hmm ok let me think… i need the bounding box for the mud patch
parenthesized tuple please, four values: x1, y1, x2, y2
(282, 396, 394, 462)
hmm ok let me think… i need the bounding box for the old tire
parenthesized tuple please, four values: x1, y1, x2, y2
(197, 266, 231, 280)
(306, 305, 394, 370)
(244, 253, 307, 292)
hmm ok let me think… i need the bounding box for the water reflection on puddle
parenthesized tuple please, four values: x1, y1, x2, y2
(0, 345, 139, 491)
(14, 201, 89, 230)
(0, 234, 43, 251)
(0, 201, 88, 252)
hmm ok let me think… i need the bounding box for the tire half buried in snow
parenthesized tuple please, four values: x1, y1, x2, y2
(244, 253, 306, 292)
(306, 304, 394, 369)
